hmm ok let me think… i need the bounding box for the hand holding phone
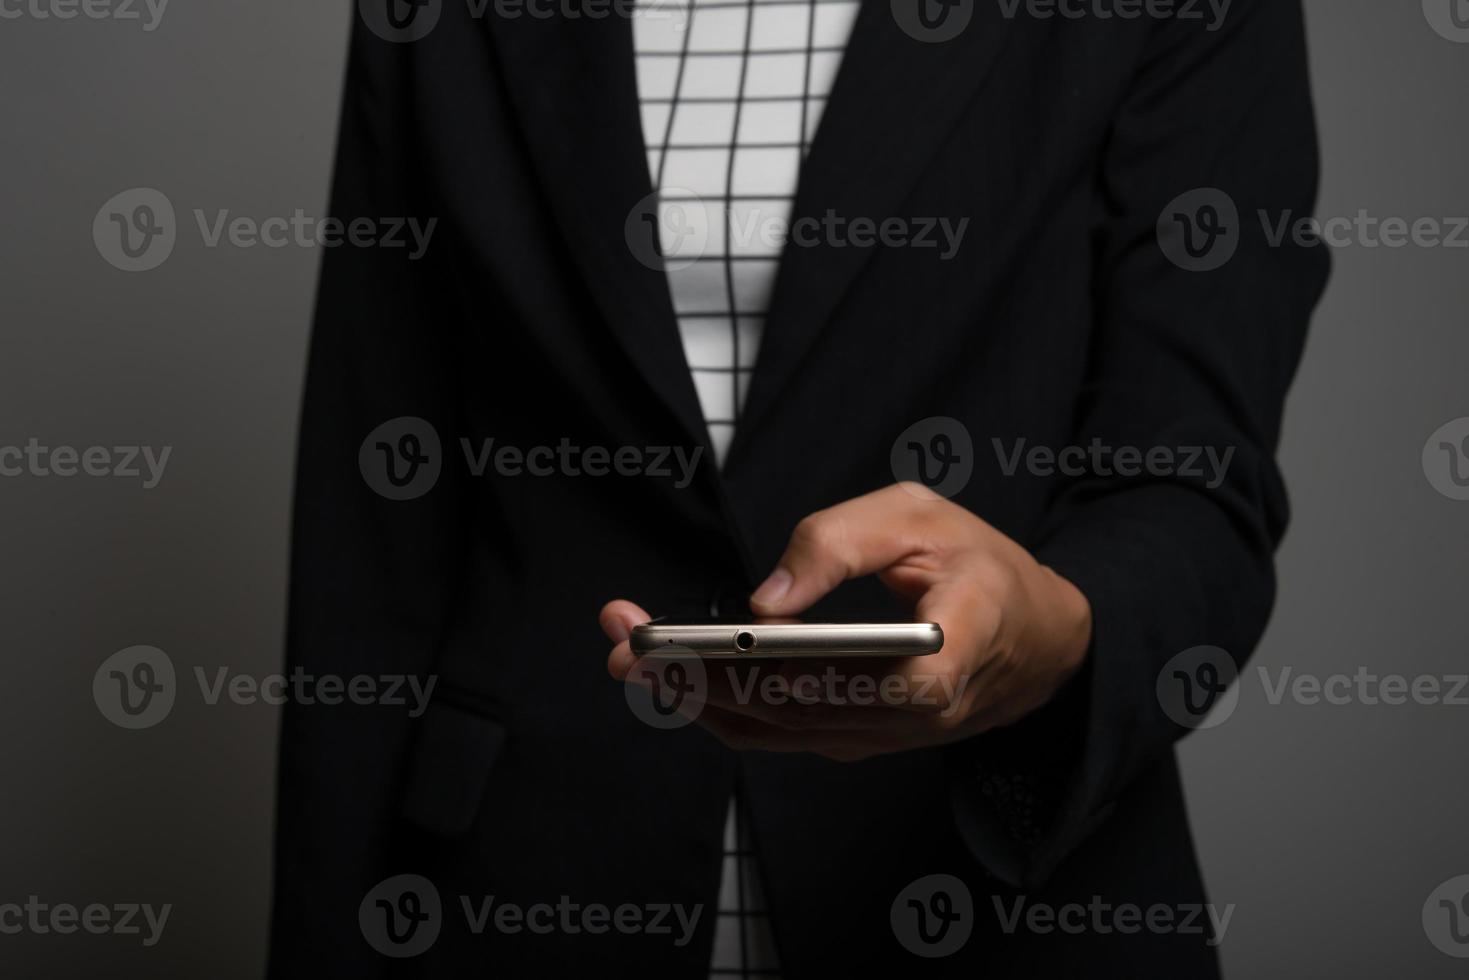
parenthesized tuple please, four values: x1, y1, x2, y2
(600, 483, 1092, 762)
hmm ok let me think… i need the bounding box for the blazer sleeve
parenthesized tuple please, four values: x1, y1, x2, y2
(950, 0, 1331, 889)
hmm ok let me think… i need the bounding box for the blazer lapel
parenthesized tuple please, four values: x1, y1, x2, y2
(482, 6, 708, 447)
(728, 1, 1013, 467)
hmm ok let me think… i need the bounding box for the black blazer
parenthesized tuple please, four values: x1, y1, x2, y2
(271, 0, 1328, 975)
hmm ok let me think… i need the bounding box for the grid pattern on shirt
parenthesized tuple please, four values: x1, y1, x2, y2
(710, 795, 778, 977)
(632, 1, 857, 976)
(634, 0, 859, 463)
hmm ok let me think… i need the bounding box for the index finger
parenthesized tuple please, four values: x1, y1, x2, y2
(750, 483, 946, 617)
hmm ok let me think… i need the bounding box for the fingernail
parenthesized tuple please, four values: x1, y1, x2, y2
(608, 618, 631, 644)
(750, 567, 793, 609)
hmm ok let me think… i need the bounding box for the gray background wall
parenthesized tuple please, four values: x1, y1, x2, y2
(0, 1, 1465, 975)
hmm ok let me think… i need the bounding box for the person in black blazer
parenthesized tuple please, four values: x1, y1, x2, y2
(271, 0, 1328, 975)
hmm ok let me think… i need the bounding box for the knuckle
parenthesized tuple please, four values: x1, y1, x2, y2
(791, 513, 826, 549)
(968, 550, 998, 579)
(893, 480, 940, 502)
(969, 599, 1005, 652)
(908, 499, 949, 537)
(973, 554, 1018, 598)
(793, 511, 848, 562)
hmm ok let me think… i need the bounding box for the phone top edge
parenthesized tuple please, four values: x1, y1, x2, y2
(629, 621, 944, 658)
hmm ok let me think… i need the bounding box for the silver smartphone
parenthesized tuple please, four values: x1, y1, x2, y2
(630, 617, 944, 660)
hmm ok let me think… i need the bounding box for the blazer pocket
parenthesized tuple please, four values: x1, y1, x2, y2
(400, 698, 508, 838)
